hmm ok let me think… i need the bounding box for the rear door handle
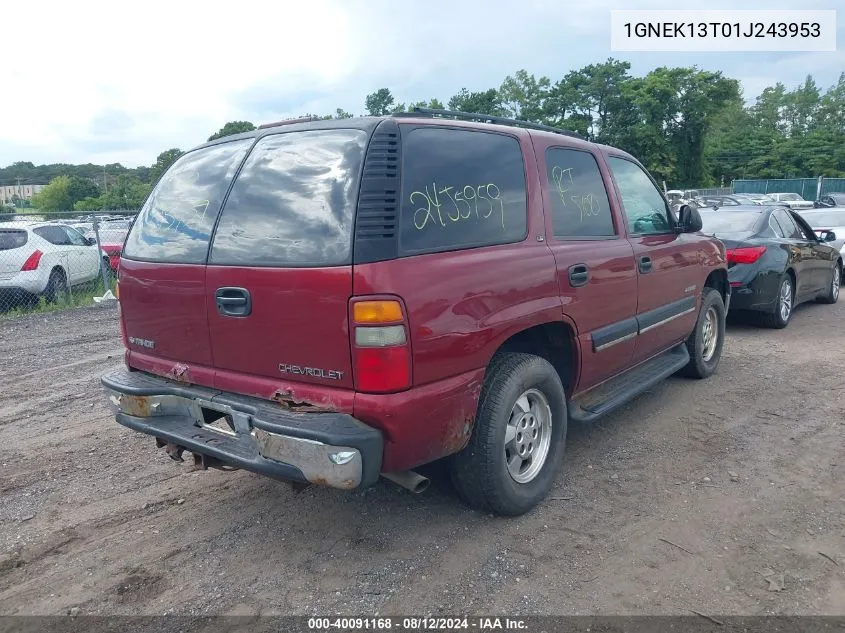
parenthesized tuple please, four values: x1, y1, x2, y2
(568, 263, 589, 287)
(638, 256, 652, 274)
(215, 287, 251, 317)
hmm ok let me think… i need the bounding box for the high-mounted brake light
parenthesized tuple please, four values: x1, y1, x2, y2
(351, 298, 411, 393)
(20, 250, 42, 271)
(726, 246, 766, 265)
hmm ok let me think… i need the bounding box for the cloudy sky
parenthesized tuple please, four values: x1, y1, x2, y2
(4, 0, 842, 168)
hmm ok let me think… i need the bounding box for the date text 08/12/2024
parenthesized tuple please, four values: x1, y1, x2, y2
(307, 617, 527, 630)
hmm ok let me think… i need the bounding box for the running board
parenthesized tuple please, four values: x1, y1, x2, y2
(568, 344, 690, 423)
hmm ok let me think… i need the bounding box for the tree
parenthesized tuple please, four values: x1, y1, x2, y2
(66, 176, 100, 206)
(447, 88, 505, 116)
(207, 121, 256, 142)
(32, 176, 72, 211)
(552, 58, 632, 140)
(333, 108, 353, 119)
(364, 88, 395, 116)
(498, 70, 550, 121)
(150, 148, 184, 183)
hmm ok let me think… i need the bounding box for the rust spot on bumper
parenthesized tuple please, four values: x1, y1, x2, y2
(120, 395, 152, 417)
(271, 390, 334, 413)
(442, 414, 473, 455)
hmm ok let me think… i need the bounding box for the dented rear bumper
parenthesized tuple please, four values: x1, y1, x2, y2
(101, 367, 383, 489)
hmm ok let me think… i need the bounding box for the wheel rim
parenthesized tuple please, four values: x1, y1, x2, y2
(504, 388, 552, 484)
(701, 306, 719, 362)
(833, 267, 840, 300)
(779, 279, 792, 322)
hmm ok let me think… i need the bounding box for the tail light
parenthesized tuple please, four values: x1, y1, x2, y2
(20, 250, 42, 271)
(726, 246, 766, 265)
(351, 299, 411, 393)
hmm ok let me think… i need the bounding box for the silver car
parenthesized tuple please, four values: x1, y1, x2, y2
(769, 192, 815, 210)
(797, 208, 845, 260)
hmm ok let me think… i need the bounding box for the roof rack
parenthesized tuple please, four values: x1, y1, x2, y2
(396, 107, 587, 140)
(257, 115, 321, 130)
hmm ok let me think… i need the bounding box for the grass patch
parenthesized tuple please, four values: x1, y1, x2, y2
(1, 278, 117, 319)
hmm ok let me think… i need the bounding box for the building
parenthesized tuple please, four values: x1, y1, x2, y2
(0, 183, 46, 204)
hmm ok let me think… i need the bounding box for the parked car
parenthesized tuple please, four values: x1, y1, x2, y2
(696, 195, 743, 209)
(102, 112, 730, 516)
(0, 222, 103, 303)
(96, 228, 129, 271)
(699, 206, 841, 328)
(731, 193, 779, 205)
(814, 193, 845, 208)
(767, 192, 815, 210)
(666, 189, 700, 206)
(796, 208, 845, 262)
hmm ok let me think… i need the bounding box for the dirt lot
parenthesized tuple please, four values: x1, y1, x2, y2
(0, 299, 843, 617)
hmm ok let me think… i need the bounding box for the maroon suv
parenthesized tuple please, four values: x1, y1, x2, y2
(102, 110, 729, 515)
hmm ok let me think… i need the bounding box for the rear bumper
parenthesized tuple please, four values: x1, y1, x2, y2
(101, 367, 383, 489)
(0, 270, 46, 294)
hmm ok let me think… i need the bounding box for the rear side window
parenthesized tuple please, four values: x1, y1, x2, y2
(0, 230, 27, 250)
(545, 148, 615, 238)
(34, 226, 71, 245)
(400, 127, 527, 255)
(774, 209, 802, 239)
(123, 140, 252, 264)
(210, 130, 368, 267)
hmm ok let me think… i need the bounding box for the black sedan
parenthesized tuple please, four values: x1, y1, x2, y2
(815, 193, 845, 208)
(699, 205, 842, 328)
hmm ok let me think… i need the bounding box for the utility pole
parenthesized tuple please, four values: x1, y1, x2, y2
(103, 166, 108, 194)
(15, 177, 22, 207)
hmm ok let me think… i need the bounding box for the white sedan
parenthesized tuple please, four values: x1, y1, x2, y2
(0, 222, 104, 302)
(798, 208, 845, 261)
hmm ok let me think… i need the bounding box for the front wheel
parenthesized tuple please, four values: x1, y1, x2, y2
(679, 287, 725, 379)
(450, 353, 567, 516)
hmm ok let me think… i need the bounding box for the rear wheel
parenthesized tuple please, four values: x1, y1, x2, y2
(817, 262, 840, 304)
(44, 269, 68, 304)
(759, 274, 793, 329)
(450, 353, 567, 516)
(679, 287, 725, 379)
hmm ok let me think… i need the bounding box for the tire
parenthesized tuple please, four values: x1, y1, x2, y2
(679, 287, 725, 379)
(44, 269, 68, 304)
(817, 262, 841, 304)
(449, 353, 567, 516)
(758, 273, 794, 329)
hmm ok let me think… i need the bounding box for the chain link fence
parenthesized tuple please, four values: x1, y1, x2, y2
(0, 210, 138, 317)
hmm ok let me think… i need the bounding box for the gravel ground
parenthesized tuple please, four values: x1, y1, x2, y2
(0, 299, 843, 617)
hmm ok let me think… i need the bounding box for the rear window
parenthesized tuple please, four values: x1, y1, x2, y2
(0, 229, 27, 250)
(802, 210, 845, 228)
(123, 140, 252, 264)
(700, 211, 762, 234)
(209, 129, 368, 267)
(399, 127, 527, 255)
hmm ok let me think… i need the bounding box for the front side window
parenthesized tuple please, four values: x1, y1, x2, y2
(123, 139, 252, 264)
(607, 157, 672, 235)
(400, 127, 527, 254)
(545, 148, 615, 238)
(62, 226, 89, 246)
(210, 130, 368, 267)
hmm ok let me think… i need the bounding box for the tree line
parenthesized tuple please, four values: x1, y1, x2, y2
(4, 59, 843, 212)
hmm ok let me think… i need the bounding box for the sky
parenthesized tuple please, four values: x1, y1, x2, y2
(3, 0, 843, 168)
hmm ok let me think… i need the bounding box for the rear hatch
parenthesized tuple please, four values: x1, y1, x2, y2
(119, 123, 375, 395)
(120, 139, 254, 377)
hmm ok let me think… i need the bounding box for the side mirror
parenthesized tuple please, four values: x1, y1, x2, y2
(85, 237, 96, 246)
(820, 230, 837, 242)
(677, 205, 703, 233)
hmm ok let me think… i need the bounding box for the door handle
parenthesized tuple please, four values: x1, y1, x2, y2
(215, 287, 251, 317)
(568, 263, 589, 287)
(638, 256, 652, 274)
